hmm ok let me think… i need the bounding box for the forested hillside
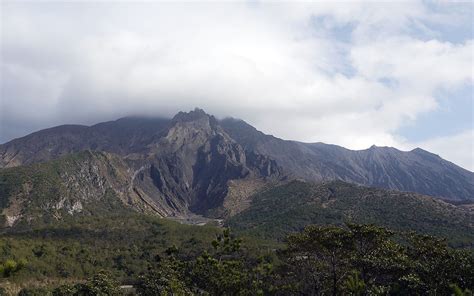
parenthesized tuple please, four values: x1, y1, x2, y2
(228, 180, 474, 247)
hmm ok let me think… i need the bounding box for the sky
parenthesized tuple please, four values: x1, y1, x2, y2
(0, 1, 473, 171)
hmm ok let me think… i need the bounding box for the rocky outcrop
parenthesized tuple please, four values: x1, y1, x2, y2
(135, 109, 283, 216)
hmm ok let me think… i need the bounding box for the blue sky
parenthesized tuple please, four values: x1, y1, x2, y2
(0, 1, 473, 170)
(397, 85, 472, 142)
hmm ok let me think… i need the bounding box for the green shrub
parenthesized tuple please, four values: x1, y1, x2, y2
(0, 258, 27, 277)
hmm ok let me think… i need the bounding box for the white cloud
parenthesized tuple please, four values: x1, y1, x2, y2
(409, 130, 474, 172)
(0, 1, 472, 169)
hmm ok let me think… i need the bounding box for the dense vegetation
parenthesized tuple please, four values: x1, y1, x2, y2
(0, 215, 216, 278)
(3, 224, 473, 295)
(0, 213, 275, 294)
(227, 180, 474, 247)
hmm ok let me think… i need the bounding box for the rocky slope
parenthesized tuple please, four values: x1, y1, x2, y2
(0, 151, 139, 227)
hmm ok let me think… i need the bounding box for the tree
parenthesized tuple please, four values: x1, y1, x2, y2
(285, 225, 353, 295)
(400, 233, 474, 295)
(189, 228, 254, 295)
(347, 224, 407, 292)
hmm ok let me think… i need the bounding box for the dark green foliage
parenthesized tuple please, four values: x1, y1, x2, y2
(285, 225, 353, 295)
(132, 225, 474, 295)
(278, 224, 474, 295)
(396, 234, 474, 294)
(137, 227, 271, 296)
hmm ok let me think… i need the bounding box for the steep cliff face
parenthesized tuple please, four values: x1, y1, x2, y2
(133, 109, 283, 216)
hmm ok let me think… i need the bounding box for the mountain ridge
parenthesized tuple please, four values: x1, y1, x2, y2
(1, 109, 473, 202)
(221, 116, 474, 201)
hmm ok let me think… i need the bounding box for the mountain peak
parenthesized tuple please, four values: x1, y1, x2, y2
(172, 108, 211, 123)
(411, 147, 441, 159)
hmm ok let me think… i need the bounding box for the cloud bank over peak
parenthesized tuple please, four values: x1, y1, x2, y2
(1, 1, 473, 170)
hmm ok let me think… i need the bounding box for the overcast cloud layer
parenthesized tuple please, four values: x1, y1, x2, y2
(1, 1, 473, 171)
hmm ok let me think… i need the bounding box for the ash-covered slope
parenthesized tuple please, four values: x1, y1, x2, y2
(0, 117, 171, 167)
(220, 118, 474, 201)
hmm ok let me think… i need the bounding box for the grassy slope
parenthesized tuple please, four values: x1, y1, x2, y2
(227, 180, 474, 247)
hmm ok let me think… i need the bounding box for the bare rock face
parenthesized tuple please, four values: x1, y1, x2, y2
(133, 109, 283, 216)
